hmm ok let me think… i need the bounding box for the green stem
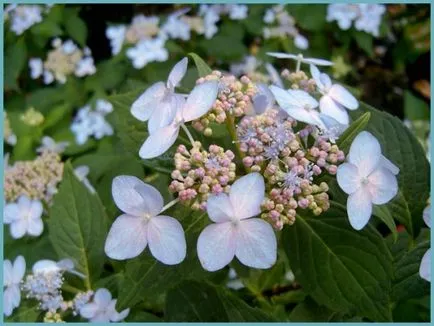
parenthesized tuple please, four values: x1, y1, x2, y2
(180, 123, 195, 146)
(62, 284, 83, 294)
(160, 198, 180, 214)
(225, 116, 247, 173)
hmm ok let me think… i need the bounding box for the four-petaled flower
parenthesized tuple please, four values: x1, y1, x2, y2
(337, 131, 399, 230)
(131, 57, 188, 133)
(4, 196, 44, 239)
(3, 255, 26, 317)
(310, 64, 359, 125)
(79, 288, 129, 322)
(197, 173, 277, 271)
(419, 205, 431, 282)
(105, 176, 186, 264)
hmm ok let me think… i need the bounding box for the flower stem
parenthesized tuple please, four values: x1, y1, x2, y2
(295, 59, 301, 72)
(180, 123, 195, 146)
(62, 284, 83, 294)
(160, 198, 180, 214)
(225, 115, 247, 173)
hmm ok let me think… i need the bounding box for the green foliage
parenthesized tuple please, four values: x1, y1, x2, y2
(188, 52, 213, 77)
(4, 37, 27, 91)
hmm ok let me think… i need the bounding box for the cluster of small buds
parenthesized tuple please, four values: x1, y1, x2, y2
(29, 38, 96, 85)
(43, 311, 63, 323)
(237, 109, 345, 229)
(4, 150, 64, 205)
(22, 270, 65, 313)
(192, 71, 256, 136)
(71, 290, 94, 316)
(281, 69, 316, 92)
(125, 15, 160, 44)
(169, 142, 236, 210)
(20, 107, 45, 126)
(4, 112, 17, 146)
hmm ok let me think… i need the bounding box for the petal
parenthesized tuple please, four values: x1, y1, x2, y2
(104, 214, 148, 260)
(197, 222, 236, 272)
(347, 188, 373, 230)
(9, 285, 20, 308)
(167, 57, 188, 89)
(111, 307, 130, 322)
(139, 123, 179, 159)
(74, 165, 89, 180)
(27, 217, 43, 237)
(181, 81, 219, 122)
(367, 167, 398, 205)
(235, 218, 277, 269)
(265, 63, 284, 88)
(304, 57, 334, 66)
(206, 194, 235, 223)
(10, 220, 27, 239)
(112, 175, 164, 216)
(229, 173, 265, 220)
(419, 248, 431, 282)
(80, 303, 99, 319)
(319, 95, 349, 125)
(94, 288, 112, 306)
(3, 260, 12, 285)
(33, 260, 59, 274)
(56, 258, 75, 271)
(147, 215, 186, 265)
(336, 163, 361, 195)
(329, 84, 359, 110)
(148, 96, 179, 134)
(423, 205, 430, 228)
(4, 287, 14, 317)
(310, 64, 323, 90)
(12, 256, 25, 284)
(348, 131, 382, 177)
(17, 195, 31, 209)
(4, 203, 19, 224)
(266, 52, 298, 60)
(380, 155, 400, 175)
(131, 82, 166, 121)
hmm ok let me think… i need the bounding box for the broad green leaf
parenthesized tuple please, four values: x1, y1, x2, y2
(353, 31, 374, 57)
(350, 102, 430, 237)
(188, 52, 213, 77)
(48, 162, 109, 289)
(404, 90, 430, 121)
(290, 5, 327, 31)
(5, 302, 41, 322)
(373, 205, 398, 242)
(283, 202, 393, 321)
(289, 297, 337, 322)
(63, 9, 88, 47)
(4, 37, 27, 91)
(337, 112, 370, 153)
(127, 311, 162, 322)
(30, 20, 63, 39)
(165, 280, 276, 322)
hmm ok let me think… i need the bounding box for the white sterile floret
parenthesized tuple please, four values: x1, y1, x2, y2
(161, 9, 191, 41)
(3, 256, 26, 316)
(75, 57, 96, 77)
(310, 64, 359, 125)
(197, 173, 277, 271)
(126, 37, 168, 69)
(8, 5, 43, 35)
(104, 176, 186, 264)
(36, 136, 69, 154)
(74, 165, 96, 194)
(4, 195, 44, 239)
(269, 86, 325, 129)
(294, 34, 309, 50)
(336, 131, 399, 230)
(29, 58, 43, 79)
(106, 25, 126, 55)
(138, 80, 219, 159)
(419, 205, 431, 282)
(33, 258, 85, 279)
(227, 5, 248, 20)
(131, 57, 188, 134)
(252, 83, 275, 115)
(79, 288, 129, 322)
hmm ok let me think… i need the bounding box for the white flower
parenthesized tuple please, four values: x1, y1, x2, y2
(8, 5, 43, 35)
(3, 256, 25, 316)
(104, 176, 186, 264)
(267, 52, 333, 66)
(197, 173, 277, 271)
(294, 34, 309, 50)
(74, 166, 96, 194)
(199, 5, 220, 39)
(265, 63, 284, 88)
(106, 25, 126, 55)
(4, 196, 44, 239)
(95, 99, 113, 114)
(326, 4, 359, 30)
(228, 5, 248, 20)
(80, 288, 129, 322)
(252, 83, 275, 115)
(75, 57, 96, 77)
(318, 114, 348, 143)
(126, 37, 168, 69)
(263, 9, 276, 24)
(420, 205, 431, 282)
(161, 10, 191, 41)
(32, 258, 85, 278)
(29, 58, 43, 79)
(131, 57, 188, 134)
(269, 86, 325, 128)
(138, 80, 219, 159)
(336, 131, 399, 230)
(36, 136, 69, 154)
(310, 64, 359, 125)
(62, 40, 78, 54)
(43, 70, 54, 84)
(230, 55, 261, 77)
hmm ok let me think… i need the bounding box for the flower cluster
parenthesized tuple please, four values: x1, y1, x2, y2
(192, 71, 256, 135)
(5, 4, 51, 35)
(169, 142, 236, 210)
(20, 107, 44, 126)
(70, 99, 114, 145)
(29, 38, 96, 84)
(326, 4, 386, 37)
(4, 150, 64, 205)
(263, 5, 309, 50)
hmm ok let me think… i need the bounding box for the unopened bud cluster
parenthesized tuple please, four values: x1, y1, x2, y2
(192, 71, 256, 136)
(4, 150, 64, 205)
(169, 142, 236, 210)
(281, 69, 316, 92)
(237, 109, 345, 229)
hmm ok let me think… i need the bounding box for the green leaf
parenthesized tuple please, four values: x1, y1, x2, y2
(64, 9, 88, 47)
(126, 311, 162, 322)
(290, 5, 327, 31)
(165, 280, 276, 322)
(5, 302, 41, 322)
(350, 102, 430, 237)
(373, 205, 398, 242)
(188, 52, 212, 77)
(337, 112, 370, 153)
(404, 90, 430, 121)
(283, 202, 393, 321)
(289, 297, 337, 322)
(48, 162, 109, 289)
(353, 31, 374, 57)
(30, 20, 63, 39)
(4, 37, 27, 91)
(199, 36, 247, 61)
